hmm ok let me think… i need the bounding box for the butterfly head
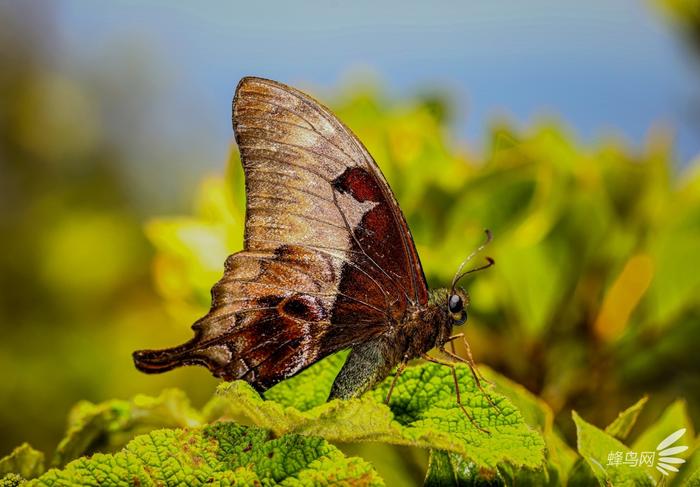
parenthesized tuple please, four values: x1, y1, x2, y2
(446, 229, 495, 326)
(447, 287, 470, 325)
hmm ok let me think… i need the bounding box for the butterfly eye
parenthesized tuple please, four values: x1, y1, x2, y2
(453, 310, 467, 325)
(448, 294, 463, 313)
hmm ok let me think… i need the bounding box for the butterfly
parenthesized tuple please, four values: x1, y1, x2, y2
(133, 77, 495, 422)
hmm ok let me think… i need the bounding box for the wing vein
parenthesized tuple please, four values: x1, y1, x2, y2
(238, 85, 361, 164)
(330, 188, 412, 305)
(225, 277, 389, 317)
(243, 237, 394, 308)
(240, 133, 353, 171)
(246, 206, 347, 231)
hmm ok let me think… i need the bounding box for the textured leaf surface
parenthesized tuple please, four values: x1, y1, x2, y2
(573, 411, 654, 486)
(33, 422, 383, 486)
(482, 366, 576, 483)
(0, 443, 44, 480)
(53, 389, 202, 467)
(0, 473, 26, 487)
(421, 365, 576, 486)
(208, 354, 545, 470)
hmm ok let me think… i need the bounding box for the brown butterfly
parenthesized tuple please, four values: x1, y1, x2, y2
(133, 77, 494, 422)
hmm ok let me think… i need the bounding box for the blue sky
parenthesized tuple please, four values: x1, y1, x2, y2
(55, 0, 699, 200)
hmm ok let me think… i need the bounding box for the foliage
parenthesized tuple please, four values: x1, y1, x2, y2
(32, 423, 383, 486)
(3, 355, 547, 485)
(216, 359, 545, 471)
(51, 389, 202, 468)
(572, 411, 655, 486)
(4, 359, 700, 484)
(0, 445, 44, 481)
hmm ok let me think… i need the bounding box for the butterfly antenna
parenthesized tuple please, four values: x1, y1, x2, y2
(451, 229, 495, 293)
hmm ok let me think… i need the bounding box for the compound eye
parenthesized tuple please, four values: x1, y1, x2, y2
(448, 294, 463, 313)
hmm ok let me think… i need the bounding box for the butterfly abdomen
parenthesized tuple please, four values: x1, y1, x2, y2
(328, 302, 450, 400)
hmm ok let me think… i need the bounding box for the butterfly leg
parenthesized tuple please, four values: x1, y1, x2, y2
(385, 359, 408, 404)
(442, 334, 502, 414)
(421, 354, 490, 435)
(445, 334, 491, 384)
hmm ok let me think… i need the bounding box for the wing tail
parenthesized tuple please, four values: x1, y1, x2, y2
(132, 338, 208, 374)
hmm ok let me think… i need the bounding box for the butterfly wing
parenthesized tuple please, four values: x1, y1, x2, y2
(133, 77, 429, 390)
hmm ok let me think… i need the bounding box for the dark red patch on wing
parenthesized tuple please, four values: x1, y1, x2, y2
(332, 165, 428, 305)
(322, 166, 428, 350)
(332, 166, 383, 203)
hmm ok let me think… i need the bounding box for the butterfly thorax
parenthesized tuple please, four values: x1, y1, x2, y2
(381, 288, 467, 365)
(327, 287, 468, 400)
(409, 287, 467, 355)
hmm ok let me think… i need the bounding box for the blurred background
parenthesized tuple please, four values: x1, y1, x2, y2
(1, 0, 699, 464)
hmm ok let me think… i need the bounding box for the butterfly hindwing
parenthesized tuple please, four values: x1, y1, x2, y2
(133, 77, 429, 390)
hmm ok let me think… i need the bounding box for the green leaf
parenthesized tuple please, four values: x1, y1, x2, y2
(0, 444, 44, 480)
(605, 396, 648, 441)
(480, 366, 549, 431)
(368, 362, 545, 471)
(570, 396, 647, 486)
(646, 227, 700, 329)
(573, 411, 655, 486)
(208, 355, 545, 471)
(424, 449, 506, 486)
(53, 389, 202, 467)
(33, 422, 383, 486)
(481, 366, 576, 484)
(264, 351, 350, 411)
(424, 450, 458, 487)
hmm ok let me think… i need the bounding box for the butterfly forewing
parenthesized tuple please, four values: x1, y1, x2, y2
(133, 77, 429, 390)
